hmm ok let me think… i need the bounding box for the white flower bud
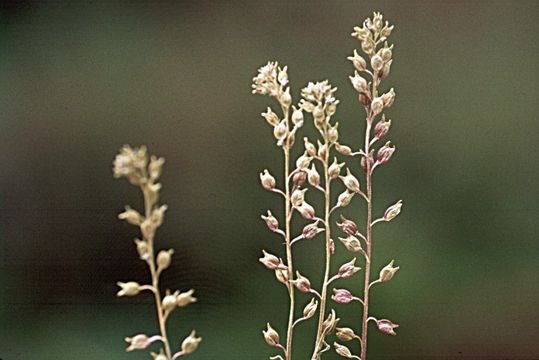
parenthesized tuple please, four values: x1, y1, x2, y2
(335, 143, 352, 156)
(371, 54, 384, 72)
(349, 72, 368, 93)
(296, 202, 315, 219)
(281, 87, 292, 107)
(381, 88, 396, 108)
(262, 107, 279, 126)
(337, 190, 354, 208)
(291, 107, 304, 127)
(118, 206, 144, 226)
(261, 210, 279, 232)
(338, 235, 362, 253)
(291, 188, 307, 207)
(303, 298, 318, 319)
(336, 327, 357, 342)
(176, 289, 197, 307)
(116, 281, 141, 297)
(259, 169, 276, 190)
(162, 293, 177, 312)
(278, 66, 288, 86)
(338, 258, 361, 278)
(307, 164, 320, 187)
(273, 120, 288, 141)
(370, 97, 384, 116)
(383, 200, 402, 221)
(304, 137, 317, 156)
(263, 323, 280, 347)
(379, 260, 400, 282)
(328, 158, 344, 180)
(181, 330, 202, 354)
(347, 49, 367, 71)
(340, 168, 361, 193)
(157, 249, 174, 271)
(328, 123, 339, 143)
(296, 152, 312, 170)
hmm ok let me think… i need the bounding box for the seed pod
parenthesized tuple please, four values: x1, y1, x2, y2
(118, 206, 144, 226)
(370, 97, 384, 116)
(338, 235, 362, 253)
(349, 72, 368, 93)
(317, 140, 327, 159)
(361, 150, 374, 172)
(261, 210, 279, 232)
(259, 169, 276, 191)
(303, 298, 318, 319)
(259, 250, 287, 270)
(328, 158, 344, 180)
(347, 49, 367, 71)
(376, 319, 399, 336)
(340, 168, 361, 193)
(374, 115, 391, 139)
(162, 293, 177, 312)
(379, 260, 400, 282)
(125, 334, 150, 351)
(304, 137, 317, 156)
(328, 123, 339, 143)
(181, 330, 202, 354)
(383, 200, 402, 221)
(116, 281, 141, 297)
(156, 249, 174, 272)
(281, 87, 292, 108)
(337, 258, 361, 278)
(335, 143, 352, 156)
(296, 202, 315, 220)
(377, 141, 395, 164)
(302, 220, 323, 239)
(336, 327, 357, 342)
(381, 88, 396, 108)
(176, 289, 197, 307)
(337, 190, 354, 208)
(273, 120, 288, 142)
(291, 271, 312, 293)
(371, 54, 384, 71)
(262, 107, 279, 126)
(292, 170, 307, 187)
(291, 188, 307, 207)
(307, 164, 320, 187)
(292, 107, 304, 127)
(296, 152, 312, 170)
(333, 342, 353, 358)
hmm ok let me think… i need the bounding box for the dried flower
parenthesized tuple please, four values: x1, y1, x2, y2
(340, 168, 361, 193)
(261, 210, 280, 232)
(338, 258, 361, 278)
(334, 342, 353, 358)
(117, 282, 141, 297)
(379, 260, 400, 282)
(332, 288, 354, 304)
(383, 200, 402, 221)
(176, 289, 197, 307)
(263, 323, 280, 347)
(348, 49, 367, 71)
(338, 235, 362, 253)
(291, 271, 312, 293)
(303, 298, 318, 319)
(377, 141, 395, 164)
(374, 115, 391, 139)
(376, 319, 399, 336)
(181, 330, 202, 354)
(259, 250, 287, 270)
(336, 327, 357, 342)
(260, 169, 277, 191)
(337, 215, 359, 236)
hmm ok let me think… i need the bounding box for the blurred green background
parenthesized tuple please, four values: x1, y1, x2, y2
(1, 0, 538, 359)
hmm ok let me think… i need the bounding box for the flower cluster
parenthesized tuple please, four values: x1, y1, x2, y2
(252, 11, 404, 360)
(113, 145, 201, 359)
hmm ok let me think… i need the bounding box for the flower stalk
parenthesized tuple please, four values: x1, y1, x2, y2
(113, 145, 201, 359)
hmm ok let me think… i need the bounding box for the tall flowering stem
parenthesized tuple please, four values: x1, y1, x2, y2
(113, 145, 201, 360)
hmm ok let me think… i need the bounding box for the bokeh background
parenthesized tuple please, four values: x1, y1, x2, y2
(1, 0, 538, 359)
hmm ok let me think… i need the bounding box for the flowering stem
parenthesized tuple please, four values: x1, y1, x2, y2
(312, 139, 331, 360)
(142, 185, 172, 359)
(284, 147, 295, 360)
(360, 75, 378, 360)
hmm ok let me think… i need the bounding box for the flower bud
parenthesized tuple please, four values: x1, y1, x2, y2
(302, 220, 323, 240)
(328, 158, 345, 180)
(263, 323, 280, 347)
(291, 271, 312, 293)
(382, 24, 394, 37)
(118, 206, 144, 226)
(328, 123, 339, 143)
(380, 59, 392, 80)
(261, 210, 279, 232)
(134, 239, 150, 260)
(374, 115, 391, 139)
(336, 327, 357, 342)
(352, 26, 370, 40)
(296, 202, 315, 220)
(292, 170, 307, 187)
(148, 156, 165, 181)
(296, 152, 312, 170)
(162, 293, 177, 312)
(116, 281, 141, 297)
(371, 54, 384, 72)
(335, 143, 352, 156)
(151, 351, 168, 360)
(304, 137, 317, 156)
(313, 105, 325, 125)
(359, 91, 371, 106)
(322, 309, 339, 336)
(125, 334, 151, 351)
(262, 107, 279, 126)
(361, 39, 374, 55)
(259, 169, 276, 191)
(146, 182, 161, 208)
(370, 97, 384, 116)
(273, 120, 288, 141)
(334, 342, 353, 358)
(349, 72, 368, 93)
(338, 258, 361, 278)
(332, 288, 354, 304)
(303, 298, 318, 319)
(291, 188, 307, 207)
(176, 289, 197, 307)
(376, 319, 399, 336)
(377, 141, 395, 164)
(329, 238, 335, 255)
(338, 235, 362, 253)
(150, 204, 167, 228)
(157, 249, 174, 272)
(383, 200, 402, 221)
(259, 250, 287, 270)
(347, 49, 367, 71)
(278, 66, 288, 86)
(337, 190, 354, 208)
(379, 260, 400, 282)
(181, 330, 202, 354)
(381, 88, 396, 108)
(317, 140, 327, 160)
(326, 102, 338, 117)
(291, 107, 304, 127)
(282, 87, 292, 106)
(307, 164, 320, 187)
(381, 47, 392, 62)
(337, 215, 359, 236)
(340, 168, 361, 193)
(275, 268, 289, 284)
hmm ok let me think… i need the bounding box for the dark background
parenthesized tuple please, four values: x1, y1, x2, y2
(1, 1, 538, 359)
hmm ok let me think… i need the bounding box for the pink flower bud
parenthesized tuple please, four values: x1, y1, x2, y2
(337, 258, 361, 278)
(337, 215, 359, 236)
(291, 271, 312, 293)
(370, 97, 384, 116)
(335, 143, 352, 156)
(381, 88, 396, 108)
(261, 210, 279, 232)
(359, 92, 371, 106)
(292, 170, 307, 187)
(259, 250, 287, 270)
(361, 150, 374, 172)
(291, 188, 307, 207)
(332, 288, 354, 304)
(383, 200, 402, 221)
(296, 152, 312, 170)
(303, 298, 318, 319)
(302, 220, 323, 239)
(377, 141, 395, 164)
(376, 319, 399, 336)
(259, 169, 276, 190)
(333, 342, 353, 358)
(374, 115, 391, 139)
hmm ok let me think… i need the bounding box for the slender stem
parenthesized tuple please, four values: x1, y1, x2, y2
(311, 142, 331, 360)
(142, 185, 172, 359)
(284, 148, 295, 360)
(360, 75, 378, 360)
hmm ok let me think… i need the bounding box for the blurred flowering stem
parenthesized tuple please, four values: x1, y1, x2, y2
(141, 181, 172, 358)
